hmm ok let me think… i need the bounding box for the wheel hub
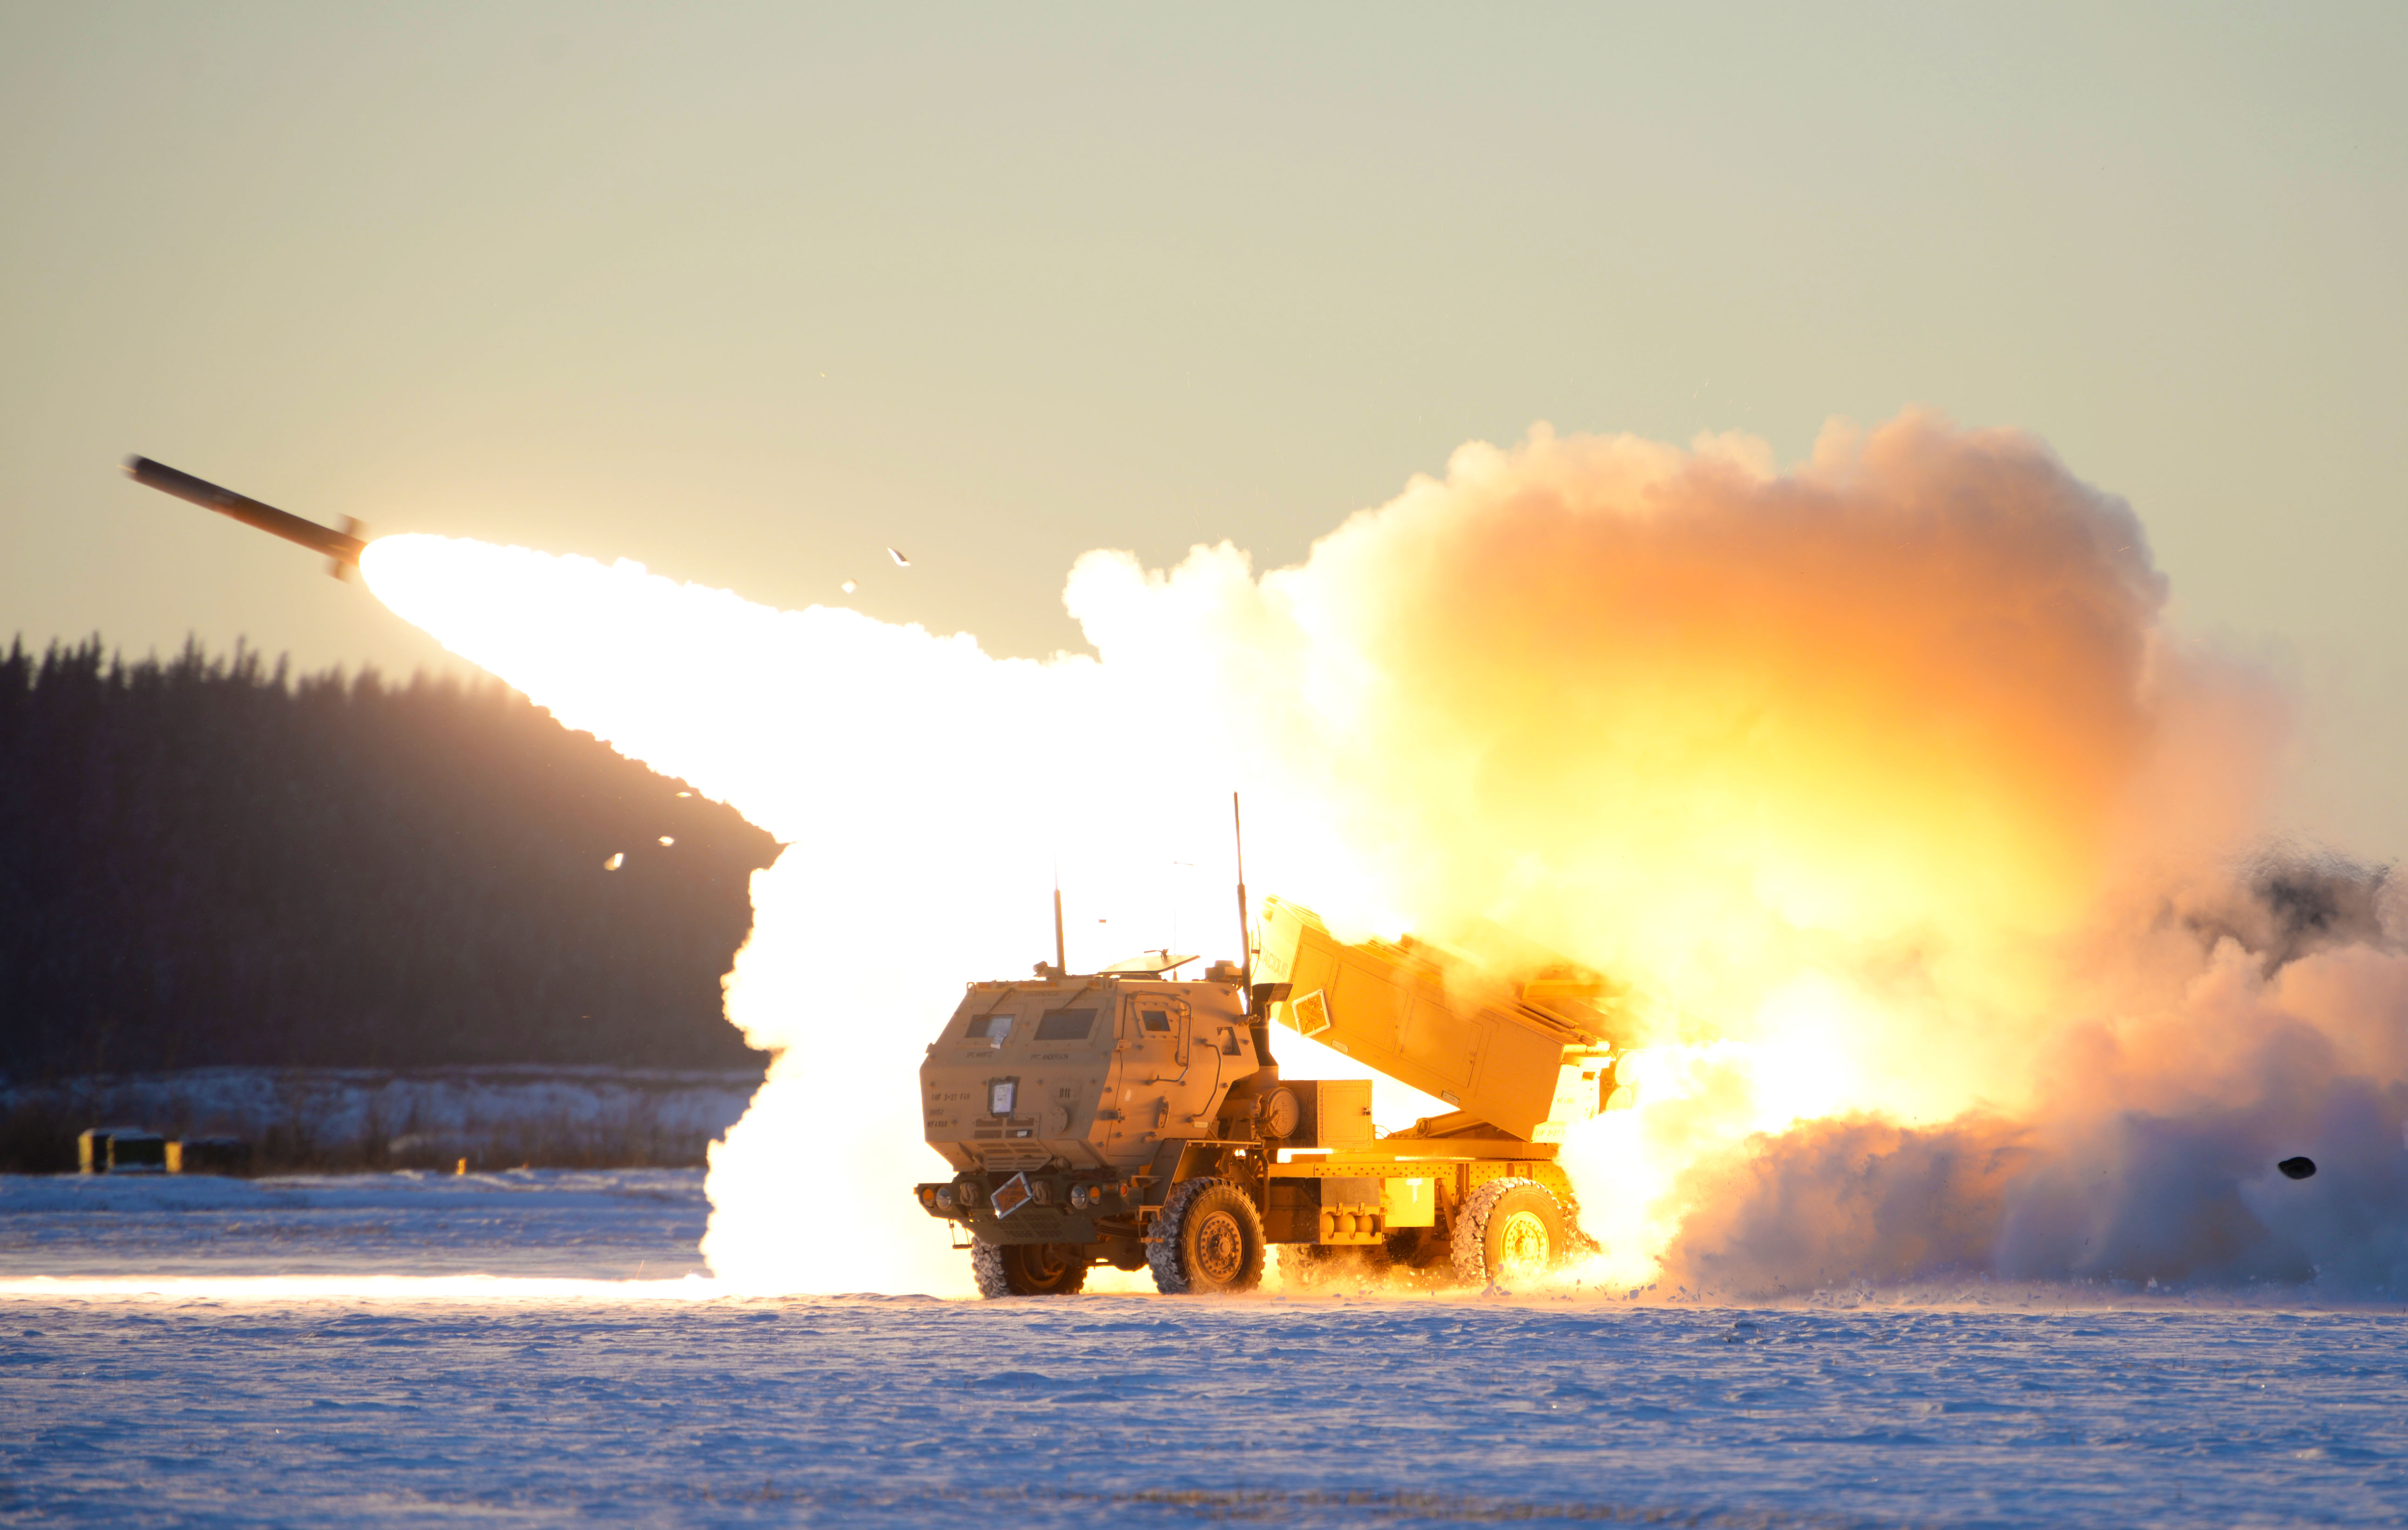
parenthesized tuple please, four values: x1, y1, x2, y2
(1496, 1209, 1551, 1274)
(1193, 1210, 1245, 1284)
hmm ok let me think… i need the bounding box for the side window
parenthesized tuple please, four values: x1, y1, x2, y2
(965, 1012, 1013, 1041)
(1125, 994, 1191, 1066)
(1036, 1009, 1096, 1042)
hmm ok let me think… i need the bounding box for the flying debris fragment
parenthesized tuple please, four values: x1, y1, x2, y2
(658, 836, 675, 847)
(887, 548, 909, 567)
(2278, 1156, 2318, 1180)
(841, 580, 858, 594)
(603, 853, 624, 871)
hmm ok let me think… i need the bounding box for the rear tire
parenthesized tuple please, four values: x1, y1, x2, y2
(971, 1238, 1089, 1297)
(1147, 1178, 1266, 1294)
(1449, 1178, 1566, 1288)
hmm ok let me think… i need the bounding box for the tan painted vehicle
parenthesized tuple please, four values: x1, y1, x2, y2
(913, 893, 1633, 1296)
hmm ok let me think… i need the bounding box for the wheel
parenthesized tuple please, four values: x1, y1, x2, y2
(1146, 1178, 1266, 1294)
(970, 1238, 1090, 1297)
(1449, 1178, 1567, 1288)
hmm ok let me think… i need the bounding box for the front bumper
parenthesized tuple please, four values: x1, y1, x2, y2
(912, 1170, 1144, 1246)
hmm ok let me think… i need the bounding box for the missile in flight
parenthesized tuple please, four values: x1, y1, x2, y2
(124, 456, 367, 579)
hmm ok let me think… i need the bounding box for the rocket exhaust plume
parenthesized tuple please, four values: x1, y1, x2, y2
(351, 410, 2405, 1298)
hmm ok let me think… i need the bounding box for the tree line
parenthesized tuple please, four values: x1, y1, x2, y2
(0, 636, 777, 1078)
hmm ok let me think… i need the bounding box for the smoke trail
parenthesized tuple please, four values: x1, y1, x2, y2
(365, 410, 2401, 1297)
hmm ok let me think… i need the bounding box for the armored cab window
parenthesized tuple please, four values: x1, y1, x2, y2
(1126, 994, 1190, 1066)
(1036, 1009, 1096, 1041)
(965, 1012, 1013, 1041)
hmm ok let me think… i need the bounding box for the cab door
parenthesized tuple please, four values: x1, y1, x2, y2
(1105, 989, 1192, 1157)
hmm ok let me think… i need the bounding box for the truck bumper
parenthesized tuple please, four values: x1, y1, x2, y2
(912, 1170, 1142, 1247)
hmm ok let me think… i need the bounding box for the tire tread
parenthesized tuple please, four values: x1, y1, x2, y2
(1146, 1177, 1265, 1295)
(1450, 1176, 1553, 1287)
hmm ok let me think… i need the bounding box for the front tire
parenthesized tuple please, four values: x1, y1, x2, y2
(1147, 1178, 1266, 1294)
(971, 1238, 1090, 1297)
(1449, 1178, 1567, 1288)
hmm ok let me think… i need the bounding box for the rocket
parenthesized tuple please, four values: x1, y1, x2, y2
(124, 456, 367, 578)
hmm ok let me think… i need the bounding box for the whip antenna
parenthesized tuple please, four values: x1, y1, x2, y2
(1233, 792, 1251, 992)
(1053, 860, 1068, 977)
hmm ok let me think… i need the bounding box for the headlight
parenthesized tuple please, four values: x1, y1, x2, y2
(934, 1186, 955, 1212)
(1069, 1184, 1091, 1210)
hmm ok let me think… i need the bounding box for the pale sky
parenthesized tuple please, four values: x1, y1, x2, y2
(4, 3, 2403, 849)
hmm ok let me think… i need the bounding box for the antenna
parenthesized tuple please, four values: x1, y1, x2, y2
(1233, 791, 1277, 1070)
(1053, 860, 1068, 978)
(1233, 792, 1251, 993)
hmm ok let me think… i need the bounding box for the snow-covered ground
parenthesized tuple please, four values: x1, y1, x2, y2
(3, 1172, 2403, 1527)
(0, 1168, 709, 1280)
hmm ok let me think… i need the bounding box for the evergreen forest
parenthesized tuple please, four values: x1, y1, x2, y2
(0, 637, 777, 1078)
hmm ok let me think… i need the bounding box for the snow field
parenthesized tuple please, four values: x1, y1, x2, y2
(0, 1169, 710, 1280)
(2, 1171, 2403, 1527)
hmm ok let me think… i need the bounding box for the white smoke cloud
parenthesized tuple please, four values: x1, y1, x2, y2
(364, 411, 2404, 1299)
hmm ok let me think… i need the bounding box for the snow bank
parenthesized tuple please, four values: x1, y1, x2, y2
(0, 1066, 762, 1172)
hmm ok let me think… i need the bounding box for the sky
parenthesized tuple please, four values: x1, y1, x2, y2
(3, 2, 2403, 851)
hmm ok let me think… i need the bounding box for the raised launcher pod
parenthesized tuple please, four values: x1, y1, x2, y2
(1250, 893, 1629, 1143)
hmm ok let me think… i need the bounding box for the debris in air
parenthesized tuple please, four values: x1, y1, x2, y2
(657, 836, 675, 847)
(603, 853, 624, 871)
(2278, 1156, 2317, 1180)
(887, 548, 909, 567)
(841, 580, 858, 594)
